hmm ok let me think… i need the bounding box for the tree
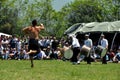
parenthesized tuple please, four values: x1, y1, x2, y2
(15, 0, 55, 36)
(0, 0, 55, 36)
(0, 0, 19, 35)
(1, 0, 119, 38)
(61, 0, 120, 29)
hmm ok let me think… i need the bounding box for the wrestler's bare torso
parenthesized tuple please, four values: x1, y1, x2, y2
(23, 24, 44, 39)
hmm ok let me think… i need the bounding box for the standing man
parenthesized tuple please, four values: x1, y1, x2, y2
(100, 34, 108, 64)
(69, 35, 80, 65)
(84, 34, 93, 64)
(22, 19, 45, 67)
(77, 34, 93, 64)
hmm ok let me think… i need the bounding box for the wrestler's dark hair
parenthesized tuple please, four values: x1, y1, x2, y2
(32, 19, 37, 27)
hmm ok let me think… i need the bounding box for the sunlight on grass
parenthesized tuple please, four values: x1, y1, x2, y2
(0, 60, 120, 80)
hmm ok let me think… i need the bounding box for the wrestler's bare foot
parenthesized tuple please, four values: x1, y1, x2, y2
(28, 50, 37, 54)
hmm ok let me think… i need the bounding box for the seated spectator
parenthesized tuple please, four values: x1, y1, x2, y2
(108, 49, 115, 62)
(18, 49, 24, 60)
(54, 48, 61, 59)
(0, 44, 4, 59)
(50, 48, 61, 60)
(23, 48, 29, 60)
(9, 48, 16, 59)
(34, 48, 47, 60)
(1, 49, 6, 59)
(1, 36, 9, 49)
(45, 46, 52, 59)
(113, 49, 120, 63)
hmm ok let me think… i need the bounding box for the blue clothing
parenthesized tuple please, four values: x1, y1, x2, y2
(116, 52, 120, 61)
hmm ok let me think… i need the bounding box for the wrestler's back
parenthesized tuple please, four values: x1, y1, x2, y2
(28, 26, 40, 39)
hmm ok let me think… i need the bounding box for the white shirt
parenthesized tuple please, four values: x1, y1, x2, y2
(116, 52, 120, 57)
(84, 38, 93, 48)
(72, 37, 80, 48)
(40, 50, 46, 58)
(16, 41, 22, 50)
(0, 45, 4, 52)
(1, 40, 9, 44)
(101, 38, 108, 48)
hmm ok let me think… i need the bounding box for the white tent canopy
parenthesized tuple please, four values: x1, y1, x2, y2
(91, 21, 120, 32)
(65, 21, 120, 35)
(64, 23, 82, 35)
(0, 32, 11, 37)
(78, 22, 99, 33)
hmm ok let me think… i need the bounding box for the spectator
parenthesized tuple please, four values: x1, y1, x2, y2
(51, 37, 59, 51)
(0, 43, 4, 59)
(23, 48, 29, 60)
(9, 35, 17, 49)
(45, 46, 52, 59)
(107, 49, 115, 62)
(113, 49, 120, 63)
(34, 48, 46, 60)
(100, 34, 108, 64)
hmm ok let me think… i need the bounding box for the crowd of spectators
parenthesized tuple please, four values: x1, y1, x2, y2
(0, 35, 66, 60)
(0, 34, 120, 63)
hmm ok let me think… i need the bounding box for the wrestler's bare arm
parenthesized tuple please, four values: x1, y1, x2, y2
(22, 27, 28, 31)
(22, 27, 30, 34)
(37, 24, 45, 31)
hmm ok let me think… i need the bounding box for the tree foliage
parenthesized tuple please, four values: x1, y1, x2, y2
(0, 0, 18, 34)
(0, 0, 120, 37)
(60, 0, 120, 29)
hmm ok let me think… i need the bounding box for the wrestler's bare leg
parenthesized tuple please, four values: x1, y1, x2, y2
(28, 50, 37, 68)
(27, 50, 37, 54)
(30, 56, 34, 68)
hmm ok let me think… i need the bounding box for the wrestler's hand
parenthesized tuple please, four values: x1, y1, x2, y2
(39, 23, 45, 30)
(40, 24, 44, 26)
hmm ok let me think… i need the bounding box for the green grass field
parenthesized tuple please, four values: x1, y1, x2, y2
(0, 60, 120, 80)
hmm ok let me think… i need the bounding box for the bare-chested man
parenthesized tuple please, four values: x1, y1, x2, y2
(22, 19, 44, 67)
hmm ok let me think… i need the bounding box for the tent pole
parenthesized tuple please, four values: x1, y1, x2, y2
(111, 32, 117, 50)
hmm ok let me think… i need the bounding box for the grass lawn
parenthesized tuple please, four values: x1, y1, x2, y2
(0, 60, 120, 80)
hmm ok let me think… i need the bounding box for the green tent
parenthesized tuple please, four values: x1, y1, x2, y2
(64, 23, 82, 35)
(77, 22, 99, 33)
(90, 21, 120, 33)
(65, 21, 120, 35)
(64, 22, 99, 35)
